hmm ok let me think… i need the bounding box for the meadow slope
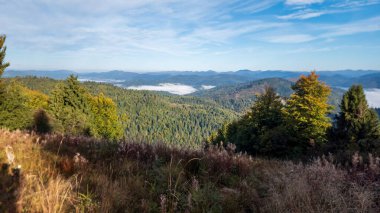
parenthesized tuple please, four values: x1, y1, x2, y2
(1, 129, 379, 212)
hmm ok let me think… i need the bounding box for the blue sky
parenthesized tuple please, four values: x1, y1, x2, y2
(1, 0, 380, 72)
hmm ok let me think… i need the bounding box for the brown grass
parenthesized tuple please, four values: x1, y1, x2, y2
(1, 128, 379, 212)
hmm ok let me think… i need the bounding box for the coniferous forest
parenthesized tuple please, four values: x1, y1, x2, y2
(2, 25, 380, 212)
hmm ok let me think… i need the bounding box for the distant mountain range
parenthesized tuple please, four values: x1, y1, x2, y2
(4, 69, 380, 90)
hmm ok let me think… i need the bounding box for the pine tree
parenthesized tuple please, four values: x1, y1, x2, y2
(283, 71, 332, 151)
(0, 35, 10, 77)
(0, 35, 10, 105)
(334, 85, 380, 152)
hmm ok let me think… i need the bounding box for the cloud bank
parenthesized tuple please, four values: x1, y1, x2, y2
(365, 89, 380, 108)
(128, 83, 198, 95)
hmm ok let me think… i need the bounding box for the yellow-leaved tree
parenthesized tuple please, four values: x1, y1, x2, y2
(283, 71, 332, 152)
(89, 93, 124, 141)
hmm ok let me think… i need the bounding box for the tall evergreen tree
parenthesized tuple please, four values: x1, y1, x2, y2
(334, 85, 380, 152)
(49, 75, 91, 136)
(283, 72, 332, 152)
(248, 87, 284, 132)
(0, 35, 10, 104)
(249, 87, 286, 155)
(0, 35, 10, 77)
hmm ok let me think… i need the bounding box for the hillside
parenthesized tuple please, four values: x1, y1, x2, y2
(1, 129, 378, 212)
(322, 73, 380, 88)
(193, 78, 345, 112)
(5, 77, 238, 147)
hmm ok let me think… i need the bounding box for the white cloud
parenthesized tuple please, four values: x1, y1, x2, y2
(333, 0, 380, 8)
(0, 0, 284, 57)
(265, 34, 316, 43)
(285, 0, 324, 5)
(201, 85, 216, 89)
(127, 83, 197, 95)
(365, 89, 380, 108)
(321, 16, 380, 38)
(278, 10, 326, 20)
(264, 16, 380, 44)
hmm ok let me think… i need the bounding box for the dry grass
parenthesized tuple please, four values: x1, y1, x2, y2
(1, 128, 380, 212)
(261, 157, 376, 212)
(0, 129, 78, 212)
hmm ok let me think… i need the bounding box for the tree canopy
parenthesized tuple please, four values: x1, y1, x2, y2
(48, 75, 124, 140)
(209, 86, 287, 156)
(283, 71, 332, 150)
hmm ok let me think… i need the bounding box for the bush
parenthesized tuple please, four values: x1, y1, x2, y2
(33, 109, 52, 134)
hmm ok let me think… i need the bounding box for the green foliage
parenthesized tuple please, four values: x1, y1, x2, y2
(0, 35, 10, 78)
(48, 75, 124, 140)
(0, 81, 33, 130)
(0, 35, 10, 108)
(48, 75, 92, 136)
(209, 86, 287, 156)
(283, 72, 332, 150)
(0, 79, 49, 130)
(83, 82, 237, 146)
(15, 77, 237, 146)
(210, 73, 338, 158)
(333, 85, 380, 153)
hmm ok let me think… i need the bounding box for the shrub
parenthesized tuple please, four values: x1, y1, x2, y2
(33, 109, 53, 134)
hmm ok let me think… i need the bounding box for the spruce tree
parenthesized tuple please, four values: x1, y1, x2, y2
(335, 85, 380, 152)
(248, 86, 283, 132)
(249, 86, 286, 155)
(283, 71, 332, 152)
(48, 75, 91, 136)
(0, 35, 10, 104)
(0, 35, 10, 77)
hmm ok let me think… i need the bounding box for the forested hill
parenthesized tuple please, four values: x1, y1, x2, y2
(193, 78, 345, 112)
(5, 77, 238, 146)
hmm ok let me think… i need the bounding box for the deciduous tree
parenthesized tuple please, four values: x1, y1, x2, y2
(283, 72, 332, 152)
(89, 93, 123, 140)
